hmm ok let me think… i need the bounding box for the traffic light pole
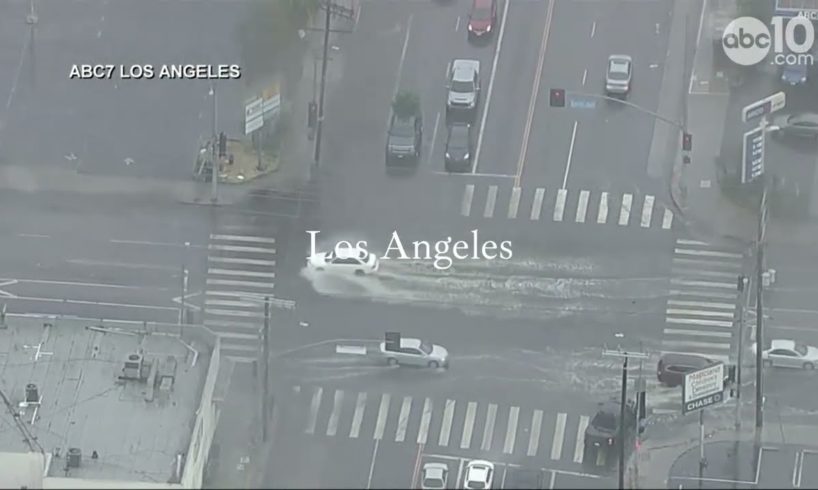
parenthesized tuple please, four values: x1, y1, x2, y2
(210, 82, 218, 204)
(313, 4, 332, 166)
(755, 185, 768, 432)
(618, 356, 628, 490)
(563, 90, 684, 130)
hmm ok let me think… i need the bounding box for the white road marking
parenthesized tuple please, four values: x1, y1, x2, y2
(554, 189, 567, 222)
(672, 268, 738, 279)
(208, 269, 276, 279)
(4, 25, 30, 111)
(669, 289, 738, 300)
(417, 398, 433, 444)
(641, 195, 655, 228)
(473, 0, 512, 174)
(455, 15, 461, 32)
(439, 399, 456, 447)
(350, 392, 367, 438)
(7, 278, 150, 290)
(508, 187, 522, 219)
(205, 308, 263, 319)
(426, 112, 441, 167)
(574, 415, 589, 463)
(461, 401, 478, 449)
(395, 396, 412, 442)
(481, 403, 497, 451)
(503, 406, 519, 454)
(662, 340, 731, 351)
(562, 121, 579, 189)
(205, 279, 275, 289)
(618, 193, 632, 226)
(374, 393, 391, 440)
(663, 328, 733, 338)
(674, 248, 743, 260)
(305, 387, 323, 435)
(531, 188, 545, 220)
(677, 239, 711, 246)
(670, 278, 736, 289)
(205, 290, 276, 299)
(582, 68, 587, 85)
(666, 308, 735, 318)
(391, 14, 413, 102)
(662, 208, 674, 229)
(527, 409, 543, 457)
(7, 296, 178, 311)
(68, 259, 177, 272)
(576, 190, 590, 223)
(462, 184, 475, 216)
(590, 21, 596, 38)
(110, 239, 205, 249)
(327, 390, 344, 436)
(209, 257, 276, 267)
(597, 192, 609, 223)
(17, 233, 50, 238)
(668, 299, 736, 310)
(208, 244, 276, 254)
(484, 185, 498, 218)
(551, 412, 567, 460)
(665, 318, 734, 328)
(434, 171, 516, 178)
(211, 234, 276, 244)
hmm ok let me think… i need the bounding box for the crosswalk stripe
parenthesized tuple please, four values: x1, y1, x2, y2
(305, 387, 323, 435)
(439, 399, 456, 446)
(641, 195, 654, 228)
(673, 257, 742, 270)
(349, 392, 367, 438)
(662, 340, 732, 351)
(666, 317, 734, 328)
(672, 268, 741, 279)
(618, 193, 632, 226)
(374, 394, 391, 440)
(205, 299, 261, 308)
(669, 289, 739, 300)
(531, 188, 545, 220)
(597, 192, 609, 223)
(208, 268, 277, 279)
(211, 234, 276, 244)
(527, 409, 543, 457)
(554, 189, 567, 222)
(663, 328, 733, 338)
(662, 208, 674, 229)
(206, 278, 276, 289)
(481, 403, 497, 451)
(327, 390, 344, 436)
(461, 402, 478, 449)
(208, 244, 276, 254)
(508, 187, 522, 219)
(205, 308, 264, 319)
(204, 319, 258, 330)
(574, 415, 589, 463)
(661, 351, 730, 364)
(670, 279, 736, 289)
(576, 190, 590, 223)
(484, 185, 498, 218)
(395, 396, 412, 442)
(668, 299, 736, 310)
(503, 406, 519, 454)
(462, 184, 475, 217)
(674, 248, 743, 259)
(666, 308, 736, 318)
(551, 412, 567, 460)
(676, 239, 712, 246)
(209, 256, 277, 267)
(417, 398, 433, 444)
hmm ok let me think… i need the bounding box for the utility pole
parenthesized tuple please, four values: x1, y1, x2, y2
(209, 82, 219, 203)
(735, 274, 748, 429)
(755, 184, 768, 431)
(262, 296, 270, 442)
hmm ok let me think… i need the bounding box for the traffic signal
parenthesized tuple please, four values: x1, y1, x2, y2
(384, 332, 401, 352)
(218, 132, 227, 158)
(549, 88, 566, 108)
(682, 132, 693, 152)
(727, 365, 737, 384)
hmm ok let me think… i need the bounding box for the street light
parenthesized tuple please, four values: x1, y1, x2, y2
(208, 83, 218, 204)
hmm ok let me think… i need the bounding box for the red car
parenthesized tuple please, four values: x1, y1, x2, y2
(467, 0, 497, 40)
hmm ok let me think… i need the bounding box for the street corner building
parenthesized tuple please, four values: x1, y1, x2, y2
(0, 317, 226, 489)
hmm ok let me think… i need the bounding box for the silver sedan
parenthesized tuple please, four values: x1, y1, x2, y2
(752, 339, 818, 370)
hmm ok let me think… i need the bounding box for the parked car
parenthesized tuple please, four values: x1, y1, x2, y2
(420, 462, 448, 490)
(463, 460, 494, 489)
(752, 340, 818, 370)
(605, 54, 633, 98)
(657, 353, 717, 387)
(386, 112, 423, 165)
(307, 244, 379, 276)
(467, 0, 498, 41)
(769, 112, 818, 140)
(379, 337, 449, 368)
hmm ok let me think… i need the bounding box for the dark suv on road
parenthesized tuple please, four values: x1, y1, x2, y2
(583, 399, 636, 466)
(385, 113, 422, 166)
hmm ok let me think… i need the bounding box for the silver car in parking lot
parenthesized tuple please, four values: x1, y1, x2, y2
(605, 54, 632, 98)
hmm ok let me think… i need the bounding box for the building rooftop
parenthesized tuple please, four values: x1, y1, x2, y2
(0, 316, 212, 484)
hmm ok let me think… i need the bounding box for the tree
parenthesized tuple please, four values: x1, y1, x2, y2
(392, 91, 420, 119)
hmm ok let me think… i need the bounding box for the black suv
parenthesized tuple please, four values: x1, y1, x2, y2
(386, 113, 422, 166)
(444, 123, 473, 172)
(583, 399, 636, 465)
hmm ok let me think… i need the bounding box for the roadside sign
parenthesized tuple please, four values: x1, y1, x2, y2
(682, 362, 725, 414)
(742, 92, 786, 123)
(245, 97, 264, 135)
(741, 126, 766, 183)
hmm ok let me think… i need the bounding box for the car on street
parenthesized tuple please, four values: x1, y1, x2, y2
(605, 54, 633, 98)
(385, 111, 423, 166)
(467, 0, 497, 41)
(307, 244, 379, 276)
(446, 59, 481, 118)
(657, 353, 717, 387)
(780, 59, 809, 86)
(583, 399, 636, 465)
(769, 112, 818, 140)
(752, 339, 818, 370)
(444, 123, 474, 172)
(463, 460, 494, 489)
(379, 337, 449, 368)
(420, 462, 449, 489)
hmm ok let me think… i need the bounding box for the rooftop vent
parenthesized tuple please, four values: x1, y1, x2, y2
(122, 353, 143, 380)
(67, 448, 81, 468)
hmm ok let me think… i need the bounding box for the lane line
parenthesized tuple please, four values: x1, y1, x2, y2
(326, 389, 344, 436)
(417, 398, 433, 444)
(426, 111, 441, 167)
(17, 233, 50, 238)
(391, 14, 413, 103)
(574, 415, 589, 463)
(481, 403, 497, 451)
(597, 192, 609, 223)
(5, 296, 178, 311)
(473, 0, 512, 174)
(67, 259, 178, 272)
(561, 121, 579, 189)
(349, 392, 367, 438)
(513, 0, 556, 186)
(551, 412, 567, 460)
(553, 189, 567, 222)
(662, 208, 674, 229)
(366, 440, 380, 490)
(590, 20, 597, 38)
(211, 234, 276, 244)
(575, 190, 589, 223)
(484, 184, 498, 218)
(110, 239, 205, 249)
(527, 409, 543, 457)
(641, 195, 655, 228)
(531, 188, 545, 220)
(395, 396, 412, 442)
(503, 406, 519, 454)
(2, 277, 157, 290)
(618, 193, 633, 226)
(305, 386, 323, 435)
(439, 399, 456, 447)
(374, 393, 391, 440)
(462, 184, 475, 216)
(461, 401, 478, 449)
(508, 187, 522, 219)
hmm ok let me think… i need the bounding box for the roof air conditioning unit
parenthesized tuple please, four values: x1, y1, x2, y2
(122, 353, 143, 379)
(67, 447, 81, 468)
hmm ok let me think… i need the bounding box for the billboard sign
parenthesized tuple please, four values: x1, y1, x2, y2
(742, 126, 766, 183)
(742, 92, 786, 123)
(682, 362, 725, 414)
(245, 97, 264, 135)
